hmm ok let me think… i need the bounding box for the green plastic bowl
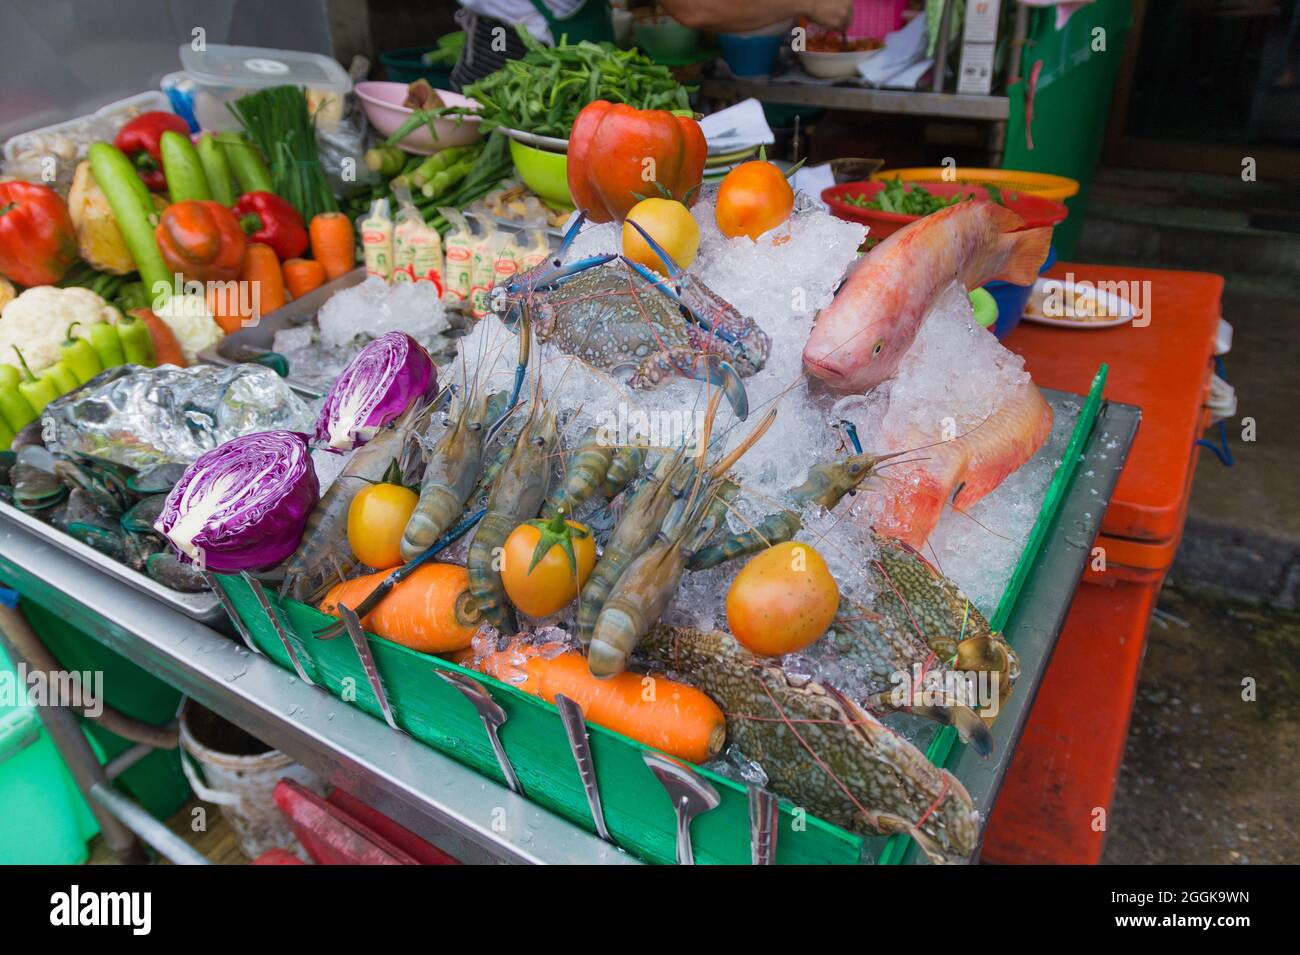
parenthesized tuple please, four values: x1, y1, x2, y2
(508, 137, 573, 209)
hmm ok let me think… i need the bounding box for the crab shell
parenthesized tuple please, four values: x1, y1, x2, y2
(640, 624, 982, 864)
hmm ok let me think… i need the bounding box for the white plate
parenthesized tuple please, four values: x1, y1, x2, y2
(1020, 277, 1138, 329)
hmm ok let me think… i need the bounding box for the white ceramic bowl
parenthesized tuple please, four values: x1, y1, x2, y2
(355, 81, 482, 155)
(797, 47, 883, 80)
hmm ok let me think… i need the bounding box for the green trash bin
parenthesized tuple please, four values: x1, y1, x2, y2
(0, 642, 99, 864)
(19, 599, 192, 822)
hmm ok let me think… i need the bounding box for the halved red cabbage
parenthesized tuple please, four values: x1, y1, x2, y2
(154, 430, 320, 573)
(314, 332, 437, 451)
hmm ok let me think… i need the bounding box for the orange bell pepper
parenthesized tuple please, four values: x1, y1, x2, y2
(155, 199, 246, 283)
(567, 101, 707, 224)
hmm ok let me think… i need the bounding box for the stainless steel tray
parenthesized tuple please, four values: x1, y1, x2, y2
(196, 267, 371, 398)
(0, 500, 224, 624)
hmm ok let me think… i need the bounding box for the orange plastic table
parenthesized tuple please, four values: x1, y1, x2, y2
(981, 264, 1224, 864)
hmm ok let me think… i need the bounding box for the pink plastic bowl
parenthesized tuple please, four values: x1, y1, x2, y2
(355, 81, 482, 155)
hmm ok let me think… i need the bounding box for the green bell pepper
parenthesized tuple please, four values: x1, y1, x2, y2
(0, 414, 14, 452)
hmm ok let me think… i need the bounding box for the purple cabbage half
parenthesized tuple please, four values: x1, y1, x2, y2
(314, 332, 437, 452)
(154, 430, 320, 573)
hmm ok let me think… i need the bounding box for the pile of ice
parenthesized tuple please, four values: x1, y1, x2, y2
(273, 278, 454, 392)
(446, 192, 1064, 632)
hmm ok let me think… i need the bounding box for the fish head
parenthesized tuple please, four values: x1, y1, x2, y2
(802, 316, 908, 391)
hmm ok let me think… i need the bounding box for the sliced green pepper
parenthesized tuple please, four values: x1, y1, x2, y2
(61, 323, 104, 384)
(116, 312, 155, 367)
(87, 323, 126, 369)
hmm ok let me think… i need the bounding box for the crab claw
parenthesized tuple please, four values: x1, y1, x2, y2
(695, 355, 749, 421)
(624, 218, 686, 279)
(558, 210, 589, 256)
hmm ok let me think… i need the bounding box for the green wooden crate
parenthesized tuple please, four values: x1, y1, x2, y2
(216, 369, 1107, 865)
(216, 575, 864, 865)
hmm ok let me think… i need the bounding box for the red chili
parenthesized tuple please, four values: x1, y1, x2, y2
(0, 181, 78, 287)
(233, 192, 308, 261)
(113, 111, 191, 191)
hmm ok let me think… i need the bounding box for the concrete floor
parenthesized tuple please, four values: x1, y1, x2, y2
(1102, 584, 1299, 863)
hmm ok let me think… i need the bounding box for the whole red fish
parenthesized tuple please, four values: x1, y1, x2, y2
(803, 200, 1051, 392)
(870, 381, 1054, 548)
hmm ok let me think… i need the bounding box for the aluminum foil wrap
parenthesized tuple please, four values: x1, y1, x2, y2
(44, 364, 318, 469)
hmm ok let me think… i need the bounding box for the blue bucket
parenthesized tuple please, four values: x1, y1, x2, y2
(984, 246, 1057, 340)
(719, 33, 783, 76)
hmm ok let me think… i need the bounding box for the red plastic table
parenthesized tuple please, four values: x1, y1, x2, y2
(981, 264, 1224, 864)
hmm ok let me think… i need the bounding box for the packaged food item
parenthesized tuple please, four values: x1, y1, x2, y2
(489, 231, 520, 320)
(439, 207, 475, 308)
(515, 227, 551, 272)
(466, 212, 498, 320)
(392, 183, 444, 293)
(360, 197, 394, 281)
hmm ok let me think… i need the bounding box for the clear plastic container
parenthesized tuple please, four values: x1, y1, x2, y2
(178, 43, 352, 133)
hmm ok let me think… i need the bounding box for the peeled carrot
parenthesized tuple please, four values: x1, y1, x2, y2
(467, 640, 725, 763)
(320, 563, 482, 654)
(129, 309, 187, 367)
(309, 212, 355, 281)
(282, 257, 326, 299)
(239, 242, 286, 320)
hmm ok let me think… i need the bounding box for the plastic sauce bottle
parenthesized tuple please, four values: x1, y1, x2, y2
(361, 198, 394, 282)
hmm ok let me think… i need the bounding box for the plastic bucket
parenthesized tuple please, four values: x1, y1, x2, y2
(985, 246, 1057, 340)
(379, 47, 453, 88)
(178, 700, 322, 860)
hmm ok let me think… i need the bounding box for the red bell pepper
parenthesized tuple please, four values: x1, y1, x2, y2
(567, 101, 707, 224)
(0, 181, 78, 287)
(233, 192, 308, 261)
(155, 200, 247, 283)
(113, 111, 192, 191)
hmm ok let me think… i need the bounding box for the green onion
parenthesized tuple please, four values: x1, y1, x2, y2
(227, 85, 338, 221)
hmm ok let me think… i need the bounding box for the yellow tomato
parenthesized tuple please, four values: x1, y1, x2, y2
(622, 197, 699, 272)
(347, 483, 418, 570)
(501, 514, 597, 618)
(714, 160, 794, 241)
(726, 541, 840, 655)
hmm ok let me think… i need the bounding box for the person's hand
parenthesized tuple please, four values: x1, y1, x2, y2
(806, 0, 853, 31)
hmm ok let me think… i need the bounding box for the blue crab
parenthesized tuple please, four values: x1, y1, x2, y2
(500, 215, 771, 420)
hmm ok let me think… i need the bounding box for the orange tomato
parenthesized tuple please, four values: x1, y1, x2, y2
(501, 514, 597, 618)
(622, 197, 699, 272)
(347, 483, 418, 570)
(726, 541, 840, 655)
(714, 160, 794, 241)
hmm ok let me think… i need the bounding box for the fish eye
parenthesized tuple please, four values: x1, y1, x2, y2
(872, 339, 884, 356)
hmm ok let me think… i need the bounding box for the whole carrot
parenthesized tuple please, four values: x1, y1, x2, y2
(239, 241, 286, 322)
(467, 638, 726, 763)
(282, 257, 326, 299)
(320, 563, 482, 655)
(309, 212, 355, 281)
